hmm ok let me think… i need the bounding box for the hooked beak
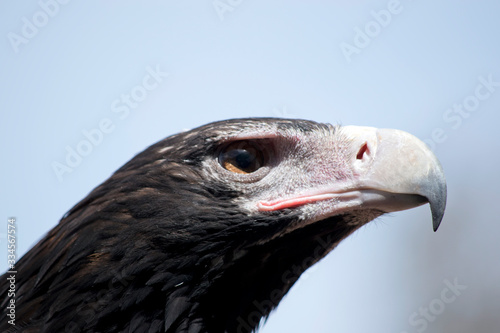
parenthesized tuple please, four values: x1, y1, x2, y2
(344, 126, 447, 231)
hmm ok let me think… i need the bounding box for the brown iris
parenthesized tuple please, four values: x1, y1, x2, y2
(218, 141, 264, 174)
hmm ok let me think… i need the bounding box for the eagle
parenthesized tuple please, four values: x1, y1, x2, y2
(1, 118, 446, 333)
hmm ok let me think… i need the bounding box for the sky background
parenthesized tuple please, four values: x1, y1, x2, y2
(1, 1, 499, 332)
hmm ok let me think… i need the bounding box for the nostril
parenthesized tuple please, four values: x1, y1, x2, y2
(356, 143, 369, 160)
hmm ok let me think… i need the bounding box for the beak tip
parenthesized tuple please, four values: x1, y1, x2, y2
(431, 189, 447, 232)
(433, 218, 441, 232)
(423, 151, 447, 233)
(432, 207, 445, 232)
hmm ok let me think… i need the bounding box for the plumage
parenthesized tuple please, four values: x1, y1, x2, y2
(1, 118, 446, 333)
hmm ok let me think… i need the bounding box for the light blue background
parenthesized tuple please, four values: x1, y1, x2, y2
(1, 1, 499, 332)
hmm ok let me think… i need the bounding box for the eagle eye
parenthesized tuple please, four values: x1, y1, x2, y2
(218, 141, 265, 174)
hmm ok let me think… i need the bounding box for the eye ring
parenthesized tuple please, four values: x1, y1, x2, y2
(218, 141, 266, 174)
